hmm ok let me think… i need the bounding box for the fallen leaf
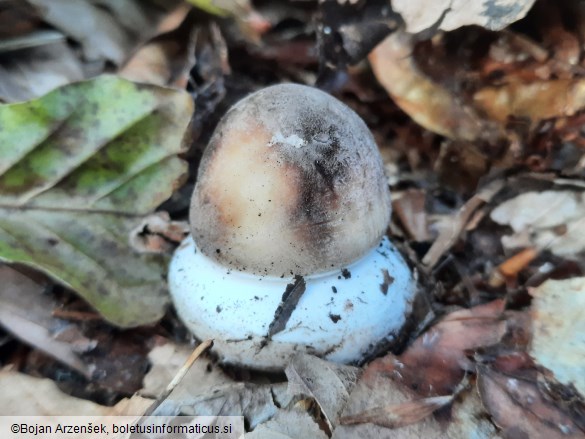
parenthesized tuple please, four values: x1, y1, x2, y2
(27, 0, 171, 65)
(333, 367, 448, 438)
(0, 265, 91, 377)
(477, 365, 583, 438)
(490, 190, 585, 256)
(157, 382, 292, 430)
(141, 339, 228, 399)
(363, 300, 508, 396)
(285, 354, 361, 431)
(369, 31, 495, 142)
(340, 395, 453, 429)
(119, 6, 197, 88)
(423, 180, 505, 267)
(129, 212, 189, 254)
(0, 367, 152, 415)
(392, 0, 537, 33)
(474, 79, 585, 123)
(247, 406, 329, 439)
(0, 75, 192, 327)
(529, 277, 585, 397)
(0, 38, 84, 102)
(392, 189, 429, 241)
(446, 387, 498, 439)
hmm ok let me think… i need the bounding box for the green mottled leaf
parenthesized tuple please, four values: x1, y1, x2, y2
(0, 75, 192, 327)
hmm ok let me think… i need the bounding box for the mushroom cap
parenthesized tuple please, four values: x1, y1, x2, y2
(190, 83, 391, 277)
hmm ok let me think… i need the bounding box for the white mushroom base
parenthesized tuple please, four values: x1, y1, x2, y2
(169, 236, 417, 371)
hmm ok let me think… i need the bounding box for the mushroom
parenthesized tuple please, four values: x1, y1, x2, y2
(169, 83, 417, 370)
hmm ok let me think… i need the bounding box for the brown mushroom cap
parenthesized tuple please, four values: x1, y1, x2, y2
(190, 83, 391, 277)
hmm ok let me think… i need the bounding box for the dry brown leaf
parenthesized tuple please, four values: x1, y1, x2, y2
(363, 300, 508, 396)
(0, 368, 152, 416)
(474, 79, 585, 123)
(285, 354, 362, 431)
(247, 407, 329, 439)
(392, 0, 537, 33)
(129, 212, 189, 254)
(490, 190, 585, 256)
(423, 180, 505, 267)
(369, 31, 494, 142)
(392, 189, 429, 241)
(477, 365, 583, 438)
(141, 339, 228, 399)
(333, 368, 448, 438)
(340, 395, 453, 429)
(159, 382, 292, 430)
(446, 387, 498, 439)
(0, 265, 91, 377)
(529, 277, 585, 397)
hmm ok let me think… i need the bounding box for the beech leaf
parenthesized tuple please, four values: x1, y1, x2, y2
(0, 75, 192, 327)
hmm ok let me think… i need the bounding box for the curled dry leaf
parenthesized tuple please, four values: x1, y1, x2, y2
(529, 277, 585, 397)
(285, 354, 362, 431)
(474, 79, 585, 123)
(490, 190, 585, 256)
(129, 212, 189, 254)
(0, 75, 192, 327)
(334, 367, 448, 438)
(363, 300, 508, 396)
(339, 395, 453, 429)
(477, 365, 583, 438)
(423, 180, 505, 268)
(392, 0, 537, 33)
(369, 31, 497, 142)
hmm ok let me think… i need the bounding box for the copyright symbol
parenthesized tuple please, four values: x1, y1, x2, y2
(11, 424, 19, 433)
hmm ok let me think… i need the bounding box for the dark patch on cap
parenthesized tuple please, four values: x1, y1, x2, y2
(341, 268, 351, 279)
(329, 313, 342, 323)
(379, 269, 395, 295)
(216, 305, 222, 313)
(332, 286, 337, 293)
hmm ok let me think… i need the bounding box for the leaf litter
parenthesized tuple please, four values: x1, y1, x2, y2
(1, 0, 585, 437)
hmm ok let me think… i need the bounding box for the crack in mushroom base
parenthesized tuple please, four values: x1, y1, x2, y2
(169, 235, 417, 371)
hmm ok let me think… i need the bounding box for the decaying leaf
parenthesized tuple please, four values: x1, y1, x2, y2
(26, 0, 174, 65)
(0, 75, 192, 327)
(392, 0, 537, 33)
(473, 79, 585, 124)
(477, 365, 583, 438)
(0, 265, 92, 377)
(363, 300, 508, 396)
(423, 180, 505, 267)
(529, 277, 585, 397)
(340, 394, 453, 429)
(247, 407, 329, 439)
(446, 387, 498, 439)
(490, 190, 585, 256)
(285, 354, 361, 431)
(334, 366, 448, 438)
(0, 37, 84, 102)
(156, 382, 292, 430)
(141, 339, 228, 399)
(0, 367, 152, 415)
(369, 31, 496, 142)
(129, 212, 189, 254)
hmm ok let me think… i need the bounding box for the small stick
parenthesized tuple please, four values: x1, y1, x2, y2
(141, 339, 214, 417)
